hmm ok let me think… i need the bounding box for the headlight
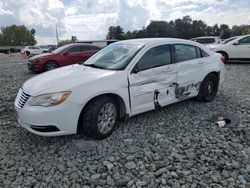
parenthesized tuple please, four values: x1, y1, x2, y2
(28, 91, 71, 107)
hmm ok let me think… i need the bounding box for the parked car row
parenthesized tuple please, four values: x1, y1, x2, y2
(15, 38, 225, 138)
(191, 35, 250, 63)
(209, 35, 250, 63)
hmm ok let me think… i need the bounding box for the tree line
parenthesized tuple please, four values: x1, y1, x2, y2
(0, 25, 36, 46)
(106, 15, 250, 40)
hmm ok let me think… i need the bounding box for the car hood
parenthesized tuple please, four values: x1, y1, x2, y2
(22, 64, 117, 96)
(29, 53, 53, 60)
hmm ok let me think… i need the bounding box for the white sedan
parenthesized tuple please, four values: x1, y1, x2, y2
(15, 38, 225, 138)
(21, 46, 44, 56)
(210, 35, 250, 63)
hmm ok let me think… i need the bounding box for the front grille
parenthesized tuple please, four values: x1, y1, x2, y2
(15, 89, 31, 109)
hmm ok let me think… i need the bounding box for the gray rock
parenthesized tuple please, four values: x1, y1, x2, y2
(115, 179, 129, 187)
(91, 174, 101, 180)
(125, 162, 136, 169)
(123, 138, 133, 144)
(103, 161, 114, 171)
(70, 139, 98, 151)
(136, 180, 147, 187)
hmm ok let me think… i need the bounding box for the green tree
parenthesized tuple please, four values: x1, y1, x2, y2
(58, 39, 73, 47)
(146, 21, 169, 37)
(0, 25, 36, 46)
(106, 26, 125, 40)
(106, 15, 250, 40)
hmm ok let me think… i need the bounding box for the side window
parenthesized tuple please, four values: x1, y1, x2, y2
(136, 45, 171, 71)
(174, 44, 197, 62)
(80, 45, 100, 51)
(67, 46, 81, 53)
(196, 47, 209, 58)
(200, 49, 209, 57)
(239, 37, 250, 45)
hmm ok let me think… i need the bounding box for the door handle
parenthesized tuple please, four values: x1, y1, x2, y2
(197, 61, 205, 64)
(164, 67, 173, 72)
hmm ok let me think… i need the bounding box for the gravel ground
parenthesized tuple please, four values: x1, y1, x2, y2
(0, 53, 250, 188)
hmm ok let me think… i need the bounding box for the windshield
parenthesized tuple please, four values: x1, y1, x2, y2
(222, 37, 237, 44)
(83, 42, 143, 70)
(52, 44, 72, 54)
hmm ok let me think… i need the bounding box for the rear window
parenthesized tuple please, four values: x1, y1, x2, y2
(80, 46, 100, 51)
(201, 49, 209, 57)
(67, 46, 81, 53)
(174, 44, 197, 62)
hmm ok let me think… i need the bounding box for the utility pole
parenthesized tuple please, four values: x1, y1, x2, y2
(56, 25, 59, 46)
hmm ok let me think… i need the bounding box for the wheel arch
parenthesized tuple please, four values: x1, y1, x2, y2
(216, 51, 229, 59)
(77, 93, 127, 133)
(202, 71, 220, 82)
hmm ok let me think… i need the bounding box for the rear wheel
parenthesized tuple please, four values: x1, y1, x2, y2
(81, 96, 118, 139)
(196, 74, 219, 102)
(44, 61, 59, 71)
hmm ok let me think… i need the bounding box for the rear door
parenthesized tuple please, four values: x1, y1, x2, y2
(128, 44, 177, 115)
(172, 44, 206, 99)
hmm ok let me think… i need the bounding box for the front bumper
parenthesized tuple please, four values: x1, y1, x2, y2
(15, 100, 82, 136)
(28, 61, 44, 72)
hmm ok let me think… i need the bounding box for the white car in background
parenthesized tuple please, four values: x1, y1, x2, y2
(15, 38, 225, 138)
(191, 36, 221, 46)
(21, 46, 44, 56)
(210, 35, 250, 63)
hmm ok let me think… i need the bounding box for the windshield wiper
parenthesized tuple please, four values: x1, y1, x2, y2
(83, 64, 104, 69)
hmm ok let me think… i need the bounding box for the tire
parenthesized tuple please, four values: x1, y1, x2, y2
(44, 61, 59, 71)
(81, 96, 119, 139)
(196, 74, 219, 102)
(218, 51, 228, 63)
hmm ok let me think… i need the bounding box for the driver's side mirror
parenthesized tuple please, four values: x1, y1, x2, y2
(132, 64, 140, 74)
(233, 41, 239, 45)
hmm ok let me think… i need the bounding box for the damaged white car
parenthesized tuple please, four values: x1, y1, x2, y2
(15, 38, 225, 138)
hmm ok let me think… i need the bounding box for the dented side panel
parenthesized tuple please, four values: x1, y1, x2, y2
(129, 64, 177, 115)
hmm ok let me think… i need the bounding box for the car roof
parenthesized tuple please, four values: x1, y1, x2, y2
(226, 34, 250, 44)
(192, 36, 220, 39)
(116, 38, 197, 46)
(65, 43, 101, 48)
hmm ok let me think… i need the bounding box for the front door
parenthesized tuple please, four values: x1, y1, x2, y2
(128, 44, 177, 115)
(64, 46, 82, 65)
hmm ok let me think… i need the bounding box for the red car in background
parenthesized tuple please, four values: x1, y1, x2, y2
(28, 43, 101, 72)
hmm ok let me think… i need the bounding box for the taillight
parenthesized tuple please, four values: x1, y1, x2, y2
(220, 56, 225, 64)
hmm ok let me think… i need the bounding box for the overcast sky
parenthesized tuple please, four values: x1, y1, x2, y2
(0, 0, 250, 45)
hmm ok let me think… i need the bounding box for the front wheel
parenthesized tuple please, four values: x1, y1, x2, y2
(81, 96, 118, 139)
(196, 74, 219, 102)
(44, 61, 59, 71)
